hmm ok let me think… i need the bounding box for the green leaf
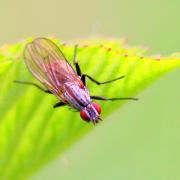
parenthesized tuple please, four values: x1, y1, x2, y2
(0, 38, 179, 179)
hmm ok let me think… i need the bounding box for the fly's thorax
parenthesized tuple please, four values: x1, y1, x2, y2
(63, 82, 91, 110)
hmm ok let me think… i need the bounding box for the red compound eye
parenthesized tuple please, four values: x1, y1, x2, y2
(92, 102, 101, 114)
(80, 110, 90, 122)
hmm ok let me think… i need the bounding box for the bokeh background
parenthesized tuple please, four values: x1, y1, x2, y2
(0, 0, 180, 179)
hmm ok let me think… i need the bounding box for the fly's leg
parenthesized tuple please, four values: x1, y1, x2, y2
(73, 45, 125, 85)
(81, 74, 125, 86)
(15, 80, 67, 108)
(14, 80, 52, 94)
(53, 102, 66, 108)
(73, 45, 81, 76)
(91, 95, 138, 101)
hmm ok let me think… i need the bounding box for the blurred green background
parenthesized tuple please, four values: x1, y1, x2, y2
(0, 0, 180, 179)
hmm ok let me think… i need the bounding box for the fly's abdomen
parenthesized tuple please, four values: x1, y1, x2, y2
(63, 83, 91, 110)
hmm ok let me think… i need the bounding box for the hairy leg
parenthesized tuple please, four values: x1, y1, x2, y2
(53, 102, 66, 108)
(14, 80, 52, 94)
(91, 95, 138, 101)
(81, 74, 125, 86)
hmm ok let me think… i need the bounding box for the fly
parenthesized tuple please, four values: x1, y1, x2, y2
(15, 38, 138, 124)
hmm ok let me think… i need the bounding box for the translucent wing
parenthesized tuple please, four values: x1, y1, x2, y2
(24, 38, 82, 99)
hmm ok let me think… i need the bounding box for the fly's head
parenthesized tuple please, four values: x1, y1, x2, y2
(80, 102, 102, 124)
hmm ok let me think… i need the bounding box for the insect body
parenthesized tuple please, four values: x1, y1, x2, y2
(15, 38, 137, 124)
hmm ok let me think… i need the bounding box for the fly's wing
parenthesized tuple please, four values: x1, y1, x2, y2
(24, 38, 82, 98)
